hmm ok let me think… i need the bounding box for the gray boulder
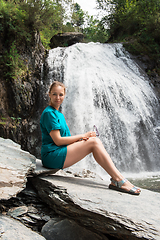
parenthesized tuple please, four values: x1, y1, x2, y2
(50, 32, 84, 48)
(0, 137, 36, 200)
(41, 218, 108, 240)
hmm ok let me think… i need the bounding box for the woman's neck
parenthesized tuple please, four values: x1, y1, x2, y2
(49, 104, 59, 111)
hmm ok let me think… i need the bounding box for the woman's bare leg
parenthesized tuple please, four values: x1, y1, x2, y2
(63, 137, 140, 193)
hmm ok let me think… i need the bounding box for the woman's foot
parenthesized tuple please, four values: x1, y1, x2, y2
(109, 178, 141, 195)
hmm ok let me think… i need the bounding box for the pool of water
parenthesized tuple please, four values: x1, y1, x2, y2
(128, 176, 160, 193)
(126, 172, 160, 193)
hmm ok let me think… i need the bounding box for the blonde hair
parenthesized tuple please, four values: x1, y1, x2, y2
(48, 81, 66, 105)
(49, 81, 66, 94)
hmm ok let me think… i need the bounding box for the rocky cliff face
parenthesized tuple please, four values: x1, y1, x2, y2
(0, 31, 47, 158)
(130, 52, 160, 100)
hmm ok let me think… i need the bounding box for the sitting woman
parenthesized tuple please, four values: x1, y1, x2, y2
(40, 81, 141, 195)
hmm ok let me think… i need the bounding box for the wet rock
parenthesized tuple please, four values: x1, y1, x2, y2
(0, 214, 45, 240)
(0, 138, 36, 200)
(41, 218, 108, 240)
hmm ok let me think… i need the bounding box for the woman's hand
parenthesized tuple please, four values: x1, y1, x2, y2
(82, 131, 96, 141)
(50, 130, 96, 146)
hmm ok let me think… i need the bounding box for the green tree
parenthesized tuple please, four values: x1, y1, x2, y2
(0, 0, 72, 79)
(19, 0, 65, 32)
(71, 3, 85, 30)
(96, 0, 160, 41)
(96, 0, 160, 69)
(83, 15, 109, 42)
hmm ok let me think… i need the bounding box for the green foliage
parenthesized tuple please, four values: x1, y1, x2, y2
(0, 0, 72, 78)
(83, 16, 109, 42)
(63, 22, 75, 32)
(71, 3, 85, 29)
(0, 122, 6, 125)
(39, 0, 70, 48)
(11, 116, 22, 124)
(2, 41, 27, 80)
(96, 0, 160, 70)
(0, 117, 7, 126)
(0, 0, 71, 47)
(18, 0, 65, 32)
(0, 0, 32, 44)
(66, 2, 109, 42)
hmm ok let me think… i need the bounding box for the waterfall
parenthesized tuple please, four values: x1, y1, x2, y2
(45, 42, 160, 176)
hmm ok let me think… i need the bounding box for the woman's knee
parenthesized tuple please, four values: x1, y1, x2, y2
(88, 137, 102, 150)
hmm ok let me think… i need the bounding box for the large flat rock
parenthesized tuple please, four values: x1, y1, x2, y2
(0, 138, 36, 200)
(31, 172, 160, 240)
(1, 137, 160, 239)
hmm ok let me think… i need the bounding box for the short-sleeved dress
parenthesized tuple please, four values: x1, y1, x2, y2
(40, 105, 71, 169)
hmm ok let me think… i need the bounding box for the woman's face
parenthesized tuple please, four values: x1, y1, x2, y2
(49, 85, 65, 110)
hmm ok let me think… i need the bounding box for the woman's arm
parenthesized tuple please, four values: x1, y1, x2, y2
(50, 130, 96, 146)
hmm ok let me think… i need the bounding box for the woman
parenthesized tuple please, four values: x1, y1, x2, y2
(40, 81, 141, 195)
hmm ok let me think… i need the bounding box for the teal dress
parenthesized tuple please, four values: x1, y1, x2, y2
(40, 105, 71, 169)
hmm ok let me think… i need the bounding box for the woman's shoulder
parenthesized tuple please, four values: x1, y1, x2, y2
(41, 106, 50, 116)
(40, 106, 56, 124)
(41, 106, 62, 117)
(43, 105, 53, 112)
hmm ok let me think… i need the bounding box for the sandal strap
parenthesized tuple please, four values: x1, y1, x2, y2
(110, 178, 127, 188)
(129, 186, 139, 193)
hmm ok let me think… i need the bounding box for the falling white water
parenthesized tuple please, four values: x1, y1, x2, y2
(46, 42, 160, 177)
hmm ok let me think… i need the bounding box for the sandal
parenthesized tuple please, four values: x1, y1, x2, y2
(109, 178, 141, 195)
